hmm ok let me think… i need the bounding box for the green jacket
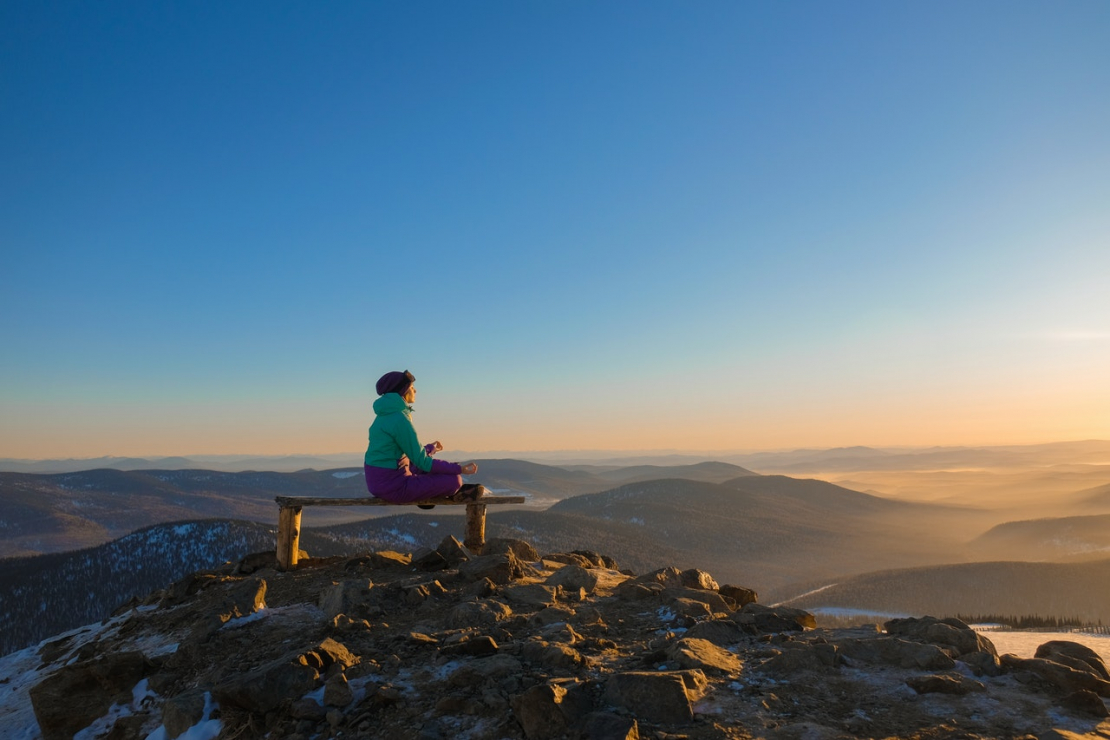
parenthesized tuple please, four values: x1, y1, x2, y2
(364, 393, 436, 472)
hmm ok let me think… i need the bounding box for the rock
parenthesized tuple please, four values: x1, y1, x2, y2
(884, 616, 996, 657)
(665, 587, 733, 615)
(319, 580, 374, 620)
(436, 535, 473, 565)
(440, 635, 499, 657)
(719, 584, 758, 607)
(162, 690, 208, 739)
(733, 603, 815, 633)
(668, 597, 713, 620)
(605, 671, 693, 724)
(684, 618, 748, 647)
(290, 697, 327, 720)
(1041, 730, 1097, 740)
(583, 712, 640, 740)
(369, 550, 412, 568)
(502, 584, 559, 608)
(324, 673, 354, 707)
(311, 638, 359, 671)
(412, 547, 449, 571)
(29, 651, 153, 740)
(234, 551, 277, 574)
(1000, 654, 1110, 697)
(485, 538, 540, 562)
(213, 653, 320, 713)
(1037, 641, 1110, 680)
(102, 714, 146, 740)
(678, 568, 719, 591)
(545, 564, 601, 594)
(545, 552, 604, 569)
(458, 553, 526, 584)
(522, 639, 586, 671)
(905, 672, 985, 695)
(615, 582, 661, 601)
(665, 638, 743, 675)
(447, 654, 525, 688)
(837, 637, 956, 671)
(448, 600, 513, 627)
(530, 605, 577, 626)
(541, 623, 583, 645)
(510, 683, 569, 739)
(760, 642, 838, 676)
(959, 649, 1002, 677)
(1061, 689, 1110, 717)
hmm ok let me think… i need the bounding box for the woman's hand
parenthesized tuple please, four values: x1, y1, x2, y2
(430, 440, 444, 453)
(460, 462, 478, 475)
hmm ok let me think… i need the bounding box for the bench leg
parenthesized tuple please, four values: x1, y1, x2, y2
(465, 502, 487, 554)
(276, 505, 303, 571)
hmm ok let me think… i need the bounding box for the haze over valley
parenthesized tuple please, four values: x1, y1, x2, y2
(5, 440, 1110, 658)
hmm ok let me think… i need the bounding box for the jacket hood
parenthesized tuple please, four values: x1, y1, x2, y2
(373, 392, 412, 416)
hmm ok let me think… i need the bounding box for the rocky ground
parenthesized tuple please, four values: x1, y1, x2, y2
(11, 537, 1110, 740)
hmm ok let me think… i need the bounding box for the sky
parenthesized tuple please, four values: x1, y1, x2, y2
(2, 1, 1109, 459)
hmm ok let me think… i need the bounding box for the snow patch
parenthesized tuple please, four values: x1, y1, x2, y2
(332, 471, 360, 479)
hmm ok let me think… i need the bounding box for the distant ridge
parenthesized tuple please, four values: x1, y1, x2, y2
(781, 558, 1110, 623)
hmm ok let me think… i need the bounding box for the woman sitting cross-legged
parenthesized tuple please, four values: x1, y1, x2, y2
(363, 370, 485, 506)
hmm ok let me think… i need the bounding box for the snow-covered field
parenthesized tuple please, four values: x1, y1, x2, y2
(974, 628, 1110, 665)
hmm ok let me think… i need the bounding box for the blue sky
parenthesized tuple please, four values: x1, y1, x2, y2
(2, 1, 1108, 458)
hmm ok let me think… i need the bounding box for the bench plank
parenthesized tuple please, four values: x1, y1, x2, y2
(275, 495, 525, 507)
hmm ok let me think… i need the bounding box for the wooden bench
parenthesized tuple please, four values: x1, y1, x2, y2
(274, 495, 526, 570)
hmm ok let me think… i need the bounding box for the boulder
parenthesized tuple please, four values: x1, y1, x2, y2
(665, 586, 733, 614)
(546, 565, 601, 594)
(605, 671, 694, 724)
(583, 712, 640, 740)
(319, 580, 374, 620)
(522, 639, 586, 671)
(529, 605, 577, 626)
(162, 690, 208, 740)
(1060, 689, 1110, 718)
(960, 650, 1002, 677)
(665, 638, 743, 675)
(447, 600, 513, 627)
(734, 603, 815, 633)
(502, 584, 559, 608)
(447, 654, 525, 688)
(324, 673, 354, 707)
(411, 547, 449, 571)
(510, 683, 569, 739)
(684, 618, 748, 647)
(213, 653, 320, 713)
(484, 538, 540, 562)
(440, 635, 499, 657)
(837, 638, 956, 671)
(1000, 654, 1110, 697)
(1036, 641, 1110, 681)
(760, 643, 838, 676)
(435, 535, 473, 566)
(458, 553, 527, 584)
(884, 616, 996, 657)
(679, 568, 719, 591)
(905, 672, 985, 695)
(719, 584, 758, 607)
(311, 638, 359, 671)
(29, 651, 153, 740)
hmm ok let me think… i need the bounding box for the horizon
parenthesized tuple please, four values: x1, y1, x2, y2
(3, 2, 1108, 459)
(5, 437, 1110, 465)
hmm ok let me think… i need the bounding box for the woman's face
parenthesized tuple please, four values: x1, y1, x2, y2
(402, 385, 417, 403)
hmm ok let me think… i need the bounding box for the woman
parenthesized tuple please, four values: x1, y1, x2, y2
(364, 370, 484, 504)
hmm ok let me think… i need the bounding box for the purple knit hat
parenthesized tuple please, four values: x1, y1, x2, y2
(376, 370, 415, 396)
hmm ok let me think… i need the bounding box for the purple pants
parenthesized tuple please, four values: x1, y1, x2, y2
(364, 460, 463, 504)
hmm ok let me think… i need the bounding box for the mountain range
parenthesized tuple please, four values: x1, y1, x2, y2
(5, 451, 1110, 660)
